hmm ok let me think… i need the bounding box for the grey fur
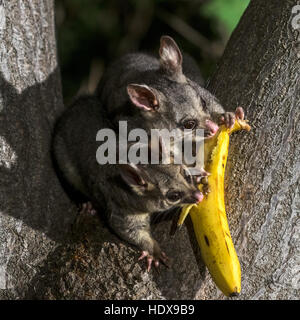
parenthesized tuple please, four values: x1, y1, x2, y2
(52, 96, 202, 261)
(97, 35, 228, 135)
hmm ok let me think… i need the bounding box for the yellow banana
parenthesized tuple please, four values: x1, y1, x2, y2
(178, 119, 251, 297)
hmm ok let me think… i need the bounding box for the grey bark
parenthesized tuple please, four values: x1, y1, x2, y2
(202, 0, 300, 299)
(0, 0, 298, 300)
(0, 0, 77, 298)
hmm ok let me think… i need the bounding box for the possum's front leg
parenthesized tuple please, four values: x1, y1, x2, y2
(109, 211, 169, 271)
(209, 101, 245, 129)
(219, 107, 245, 128)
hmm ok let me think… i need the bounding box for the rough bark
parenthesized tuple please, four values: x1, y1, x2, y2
(0, 0, 205, 300)
(201, 0, 299, 299)
(0, 0, 298, 300)
(0, 0, 77, 298)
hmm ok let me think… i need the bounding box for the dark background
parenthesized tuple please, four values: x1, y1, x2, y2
(55, 0, 250, 104)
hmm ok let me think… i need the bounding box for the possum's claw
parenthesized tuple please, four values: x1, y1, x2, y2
(220, 112, 235, 128)
(220, 107, 245, 129)
(138, 250, 148, 260)
(138, 251, 155, 271)
(79, 201, 97, 215)
(235, 107, 244, 120)
(146, 257, 153, 272)
(138, 250, 170, 271)
(200, 176, 211, 195)
(160, 251, 170, 268)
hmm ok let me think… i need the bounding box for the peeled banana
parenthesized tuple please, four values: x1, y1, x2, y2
(178, 119, 251, 297)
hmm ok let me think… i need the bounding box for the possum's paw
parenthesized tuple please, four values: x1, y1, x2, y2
(78, 201, 97, 216)
(235, 107, 245, 120)
(199, 176, 211, 195)
(138, 248, 170, 272)
(194, 168, 210, 184)
(220, 107, 245, 129)
(220, 112, 235, 128)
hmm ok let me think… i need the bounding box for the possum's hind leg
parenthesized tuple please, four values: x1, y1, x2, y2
(138, 249, 169, 272)
(109, 211, 170, 271)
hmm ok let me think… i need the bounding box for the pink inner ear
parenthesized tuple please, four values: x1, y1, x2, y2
(130, 96, 153, 111)
(120, 165, 146, 187)
(127, 85, 158, 111)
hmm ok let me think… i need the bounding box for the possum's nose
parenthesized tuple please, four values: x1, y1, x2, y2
(205, 119, 219, 136)
(192, 191, 203, 203)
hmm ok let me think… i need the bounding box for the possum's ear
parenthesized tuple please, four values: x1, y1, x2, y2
(120, 163, 148, 193)
(159, 35, 183, 75)
(127, 84, 159, 111)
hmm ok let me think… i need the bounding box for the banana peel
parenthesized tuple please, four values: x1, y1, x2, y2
(178, 119, 251, 297)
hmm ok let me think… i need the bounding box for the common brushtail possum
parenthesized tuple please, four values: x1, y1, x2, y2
(52, 96, 203, 269)
(97, 35, 243, 139)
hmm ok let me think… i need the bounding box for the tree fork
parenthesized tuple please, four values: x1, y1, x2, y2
(0, 0, 298, 299)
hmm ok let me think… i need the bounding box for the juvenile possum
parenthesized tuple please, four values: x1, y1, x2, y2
(97, 35, 241, 138)
(52, 96, 203, 268)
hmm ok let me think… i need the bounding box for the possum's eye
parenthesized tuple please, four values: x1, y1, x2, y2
(183, 119, 197, 130)
(201, 97, 207, 110)
(167, 190, 183, 202)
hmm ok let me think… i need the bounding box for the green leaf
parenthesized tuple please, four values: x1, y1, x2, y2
(202, 0, 250, 34)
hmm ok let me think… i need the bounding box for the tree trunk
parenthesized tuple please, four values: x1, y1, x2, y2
(0, 0, 76, 298)
(0, 0, 205, 300)
(0, 0, 298, 300)
(201, 0, 299, 299)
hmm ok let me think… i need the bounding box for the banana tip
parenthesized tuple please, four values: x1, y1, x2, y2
(229, 291, 240, 298)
